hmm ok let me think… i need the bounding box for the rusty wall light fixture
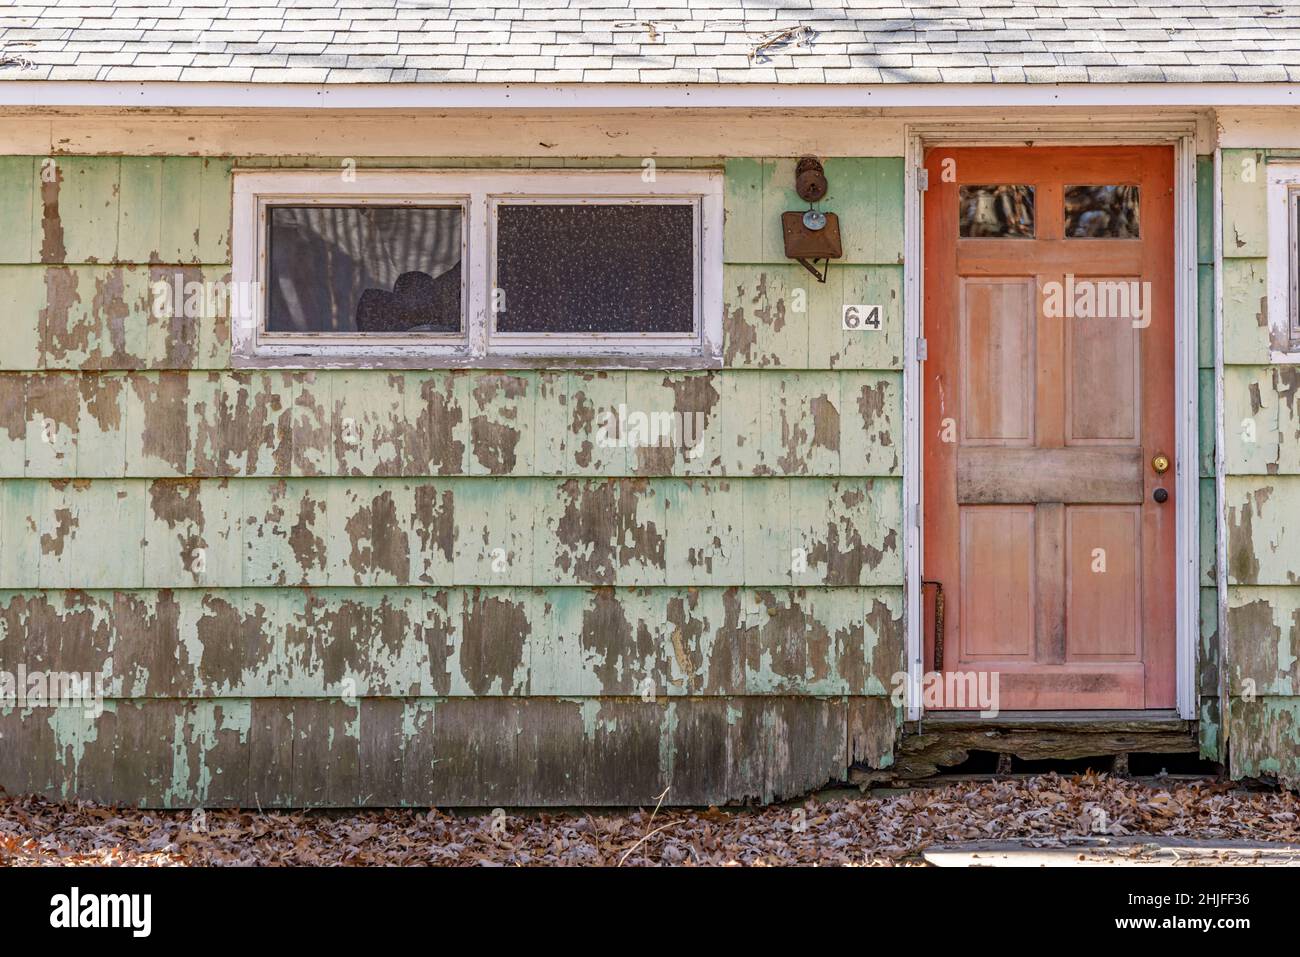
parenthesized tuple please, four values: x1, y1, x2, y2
(782, 156, 842, 283)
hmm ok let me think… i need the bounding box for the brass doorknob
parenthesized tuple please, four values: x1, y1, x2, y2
(1151, 453, 1170, 474)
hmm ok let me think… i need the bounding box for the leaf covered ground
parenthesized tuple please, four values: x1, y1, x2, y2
(1, 773, 1297, 866)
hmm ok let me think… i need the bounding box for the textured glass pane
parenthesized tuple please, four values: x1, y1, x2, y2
(267, 205, 462, 334)
(1064, 185, 1140, 238)
(959, 185, 1035, 238)
(495, 203, 694, 333)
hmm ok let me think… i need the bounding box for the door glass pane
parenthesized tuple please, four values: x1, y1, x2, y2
(494, 203, 695, 333)
(1064, 185, 1140, 238)
(959, 185, 1035, 238)
(266, 205, 463, 334)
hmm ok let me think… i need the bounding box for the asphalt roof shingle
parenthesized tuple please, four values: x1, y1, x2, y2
(1, 0, 1297, 84)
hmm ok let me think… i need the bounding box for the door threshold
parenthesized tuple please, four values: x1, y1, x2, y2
(856, 709, 1201, 786)
(916, 709, 1188, 730)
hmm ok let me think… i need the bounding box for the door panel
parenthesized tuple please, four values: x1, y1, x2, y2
(959, 506, 1035, 659)
(961, 278, 1035, 444)
(923, 146, 1175, 711)
(1065, 505, 1141, 659)
(1066, 297, 1141, 443)
(957, 447, 1143, 504)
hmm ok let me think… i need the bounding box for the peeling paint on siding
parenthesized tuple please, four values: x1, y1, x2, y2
(0, 153, 911, 807)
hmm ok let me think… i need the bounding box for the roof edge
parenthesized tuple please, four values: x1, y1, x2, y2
(1, 81, 1300, 111)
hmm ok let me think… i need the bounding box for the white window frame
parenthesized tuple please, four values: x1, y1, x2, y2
(231, 168, 724, 368)
(1266, 161, 1300, 360)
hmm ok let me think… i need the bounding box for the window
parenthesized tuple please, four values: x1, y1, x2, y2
(493, 202, 695, 334)
(1064, 185, 1140, 239)
(266, 205, 464, 334)
(232, 169, 723, 367)
(1292, 188, 1300, 349)
(1265, 161, 1300, 359)
(959, 185, 1035, 238)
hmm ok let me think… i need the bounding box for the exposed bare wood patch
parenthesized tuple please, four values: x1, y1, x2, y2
(551, 478, 666, 584)
(1227, 491, 1264, 584)
(723, 289, 759, 366)
(40, 267, 83, 364)
(1230, 696, 1300, 790)
(469, 373, 528, 474)
(459, 589, 530, 696)
(39, 161, 64, 264)
(413, 372, 467, 475)
(130, 372, 189, 473)
(192, 371, 291, 476)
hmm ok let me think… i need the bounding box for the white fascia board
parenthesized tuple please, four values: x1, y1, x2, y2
(3, 81, 1300, 111)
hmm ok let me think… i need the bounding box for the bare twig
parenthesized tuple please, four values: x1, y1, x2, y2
(618, 821, 678, 867)
(749, 25, 815, 63)
(618, 786, 672, 867)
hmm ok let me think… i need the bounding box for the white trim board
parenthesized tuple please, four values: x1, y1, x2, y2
(2, 81, 1300, 110)
(0, 108, 1217, 158)
(1213, 148, 1232, 748)
(901, 125, 1202, 721)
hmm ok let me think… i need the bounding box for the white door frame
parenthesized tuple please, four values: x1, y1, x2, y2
(901, 121, 1201, 720)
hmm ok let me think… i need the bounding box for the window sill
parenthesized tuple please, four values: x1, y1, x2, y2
(230, 348, 723, 371)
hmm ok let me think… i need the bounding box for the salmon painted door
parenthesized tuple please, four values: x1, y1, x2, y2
(922, 146, 1175, 710)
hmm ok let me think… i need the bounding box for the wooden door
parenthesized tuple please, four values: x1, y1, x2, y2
(922, 146, 1176, 710)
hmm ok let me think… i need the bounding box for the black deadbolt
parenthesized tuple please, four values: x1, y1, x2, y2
(1153, 488, 1169, 504)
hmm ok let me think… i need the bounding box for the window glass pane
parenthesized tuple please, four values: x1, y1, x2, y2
(495, 203, 695, 334)
(266, 205, 462, 334)
(959, 185, 1035, 238)
(1064, 185, 1140, 238)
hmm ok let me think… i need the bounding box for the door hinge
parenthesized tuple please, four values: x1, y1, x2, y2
(916, 336, 928, 361)
(916, 168, 929, 191)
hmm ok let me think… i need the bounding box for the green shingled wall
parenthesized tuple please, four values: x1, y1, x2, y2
(0, 155, 906, 806)
(1216, 148, 1300, 787)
